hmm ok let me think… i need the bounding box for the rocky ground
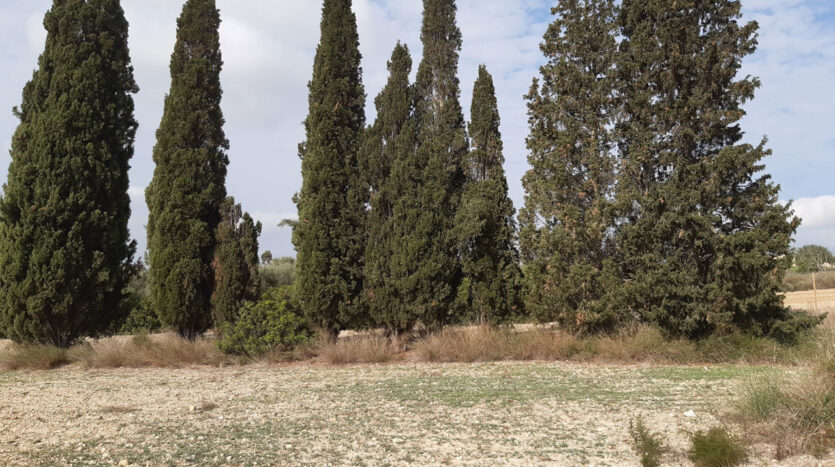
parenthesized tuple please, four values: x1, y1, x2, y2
(1, 361, 831, 466)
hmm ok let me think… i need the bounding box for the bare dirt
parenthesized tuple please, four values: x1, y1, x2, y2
(1, 362, 831, 466)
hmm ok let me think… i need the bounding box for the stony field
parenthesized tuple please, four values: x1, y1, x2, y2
(0, 362, 831, 466)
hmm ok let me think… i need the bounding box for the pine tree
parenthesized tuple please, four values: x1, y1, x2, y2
(615, 0, 801, 338)
(293, 0, 366, 337)
(146, 0, 228, 340)
(0, 0, 138, 347)
(400, 0, 469, 330)
(212, 197, 261, 329)
(519, 0, 621, 332)
(361, 43, 419, 333)
(457, 66, 523, 324)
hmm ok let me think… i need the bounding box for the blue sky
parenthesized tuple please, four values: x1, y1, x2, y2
(0, 0, 833, 258)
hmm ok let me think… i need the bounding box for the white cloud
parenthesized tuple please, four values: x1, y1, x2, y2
(792, 196, 835, 229)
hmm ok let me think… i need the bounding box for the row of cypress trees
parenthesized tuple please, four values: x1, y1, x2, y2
(296, 0, 811, 341)
(0, 0, 260, 346)
(0, 0, 812, 346)
(294, 0, 523, 337)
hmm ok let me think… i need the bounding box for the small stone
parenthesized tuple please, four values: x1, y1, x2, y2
(188, 405, 196, 412)
(683, 410, 697, 418)
(118, 460, 129, 467)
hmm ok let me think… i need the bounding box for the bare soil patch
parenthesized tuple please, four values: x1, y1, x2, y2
(1, 363, 831, 466)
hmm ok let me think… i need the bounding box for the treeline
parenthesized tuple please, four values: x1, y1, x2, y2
(0, 0, 819, 349)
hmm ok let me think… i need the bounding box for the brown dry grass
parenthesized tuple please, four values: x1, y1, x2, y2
(72, 333, 230, 369)
(0, 333, 230, 371)
(0, 344, 70, 370)
(412, 325, 811, 365)
(316, 335, 404, 364)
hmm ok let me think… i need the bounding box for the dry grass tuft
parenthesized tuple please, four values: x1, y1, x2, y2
(317, 335, 403, 364)
(0, 344, 70, 370)
(72, 333, 229, 369)
(735, 328, 835, 458)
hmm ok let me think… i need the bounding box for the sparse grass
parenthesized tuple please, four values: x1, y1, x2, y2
(316, 335, 402, 364)
(0, 344, 70, 370)
(629, 417, 666, 467)
(688, 426, 748, 467)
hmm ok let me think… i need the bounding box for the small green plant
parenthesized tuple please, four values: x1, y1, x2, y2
(688, 427, 748, 467)
(119, 301, 162, 335)
(218, 286, 313, 357)
(628, 417, 665, 467)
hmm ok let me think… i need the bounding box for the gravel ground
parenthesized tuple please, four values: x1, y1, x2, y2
(1, 362, 831, 466)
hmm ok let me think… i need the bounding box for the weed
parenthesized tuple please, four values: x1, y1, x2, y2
(628, 417, 666, 467)
(688, 426, 748, 467)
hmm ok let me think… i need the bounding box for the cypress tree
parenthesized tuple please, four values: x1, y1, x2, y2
(518, 0, 621, 332)
(211, 197, 261, 329)
(615, 0, 801, 338)
(0, 0, 138, 347)
(293, 0, 366, 337)
(361, 44, 418, 333)
(402, 0, 469, 330)
(456, 66, 523, 324)
(146, 0, 228, 339)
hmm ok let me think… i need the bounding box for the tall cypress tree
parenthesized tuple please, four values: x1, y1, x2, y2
(146, 0, 228, 340)
(0, 0, 138, 347)
(615, 0, 802, 338)
(519, 0, 621, 332)
(456, 66, 523, 324)
(402, 0, 468, 330)
(293, 0, 366, 337)
(212, 197, 261, 329)
(361, 44, 419, 333)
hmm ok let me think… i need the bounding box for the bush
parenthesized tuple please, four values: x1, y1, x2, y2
(218, 286, 312, 357)
(72, 334, 228, 368)
(783, 271, 835, 292)
(629, 417, 666, 467)
(688, 427, 748, 467)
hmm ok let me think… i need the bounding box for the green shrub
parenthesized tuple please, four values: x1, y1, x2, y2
(218, 286, 312, 357)
(629, 417, 666, 467)
(688, 427, 748, 467)
(118, 301, 161, 335)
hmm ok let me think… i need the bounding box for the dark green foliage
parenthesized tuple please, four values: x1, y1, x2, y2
(688, 427, 748, 467)
(629, 417, 666, 467)
(115, 261, 161, 335)
(395, 0, 468, 330)
(211, 197, 262, 330)
(519, 0, 621, 332)
(456, 66, 523, 324)
(218, 286, 313, 357)
(293, 0, 366, 337)
(793, 245, 835, 273)
(615, 0, 800, 339)
(361, 44, 420, 333)
(146, 0, 229, 340)
(260, 250, 273, 265)
(260, 257, 296, 292)
(0, 0, 138, 347)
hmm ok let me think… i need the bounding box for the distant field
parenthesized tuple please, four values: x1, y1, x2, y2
(784, 288, 835, 313)
(1, 362, 829, 466)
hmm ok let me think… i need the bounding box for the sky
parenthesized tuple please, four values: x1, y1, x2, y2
(0, 0, 833, 258)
